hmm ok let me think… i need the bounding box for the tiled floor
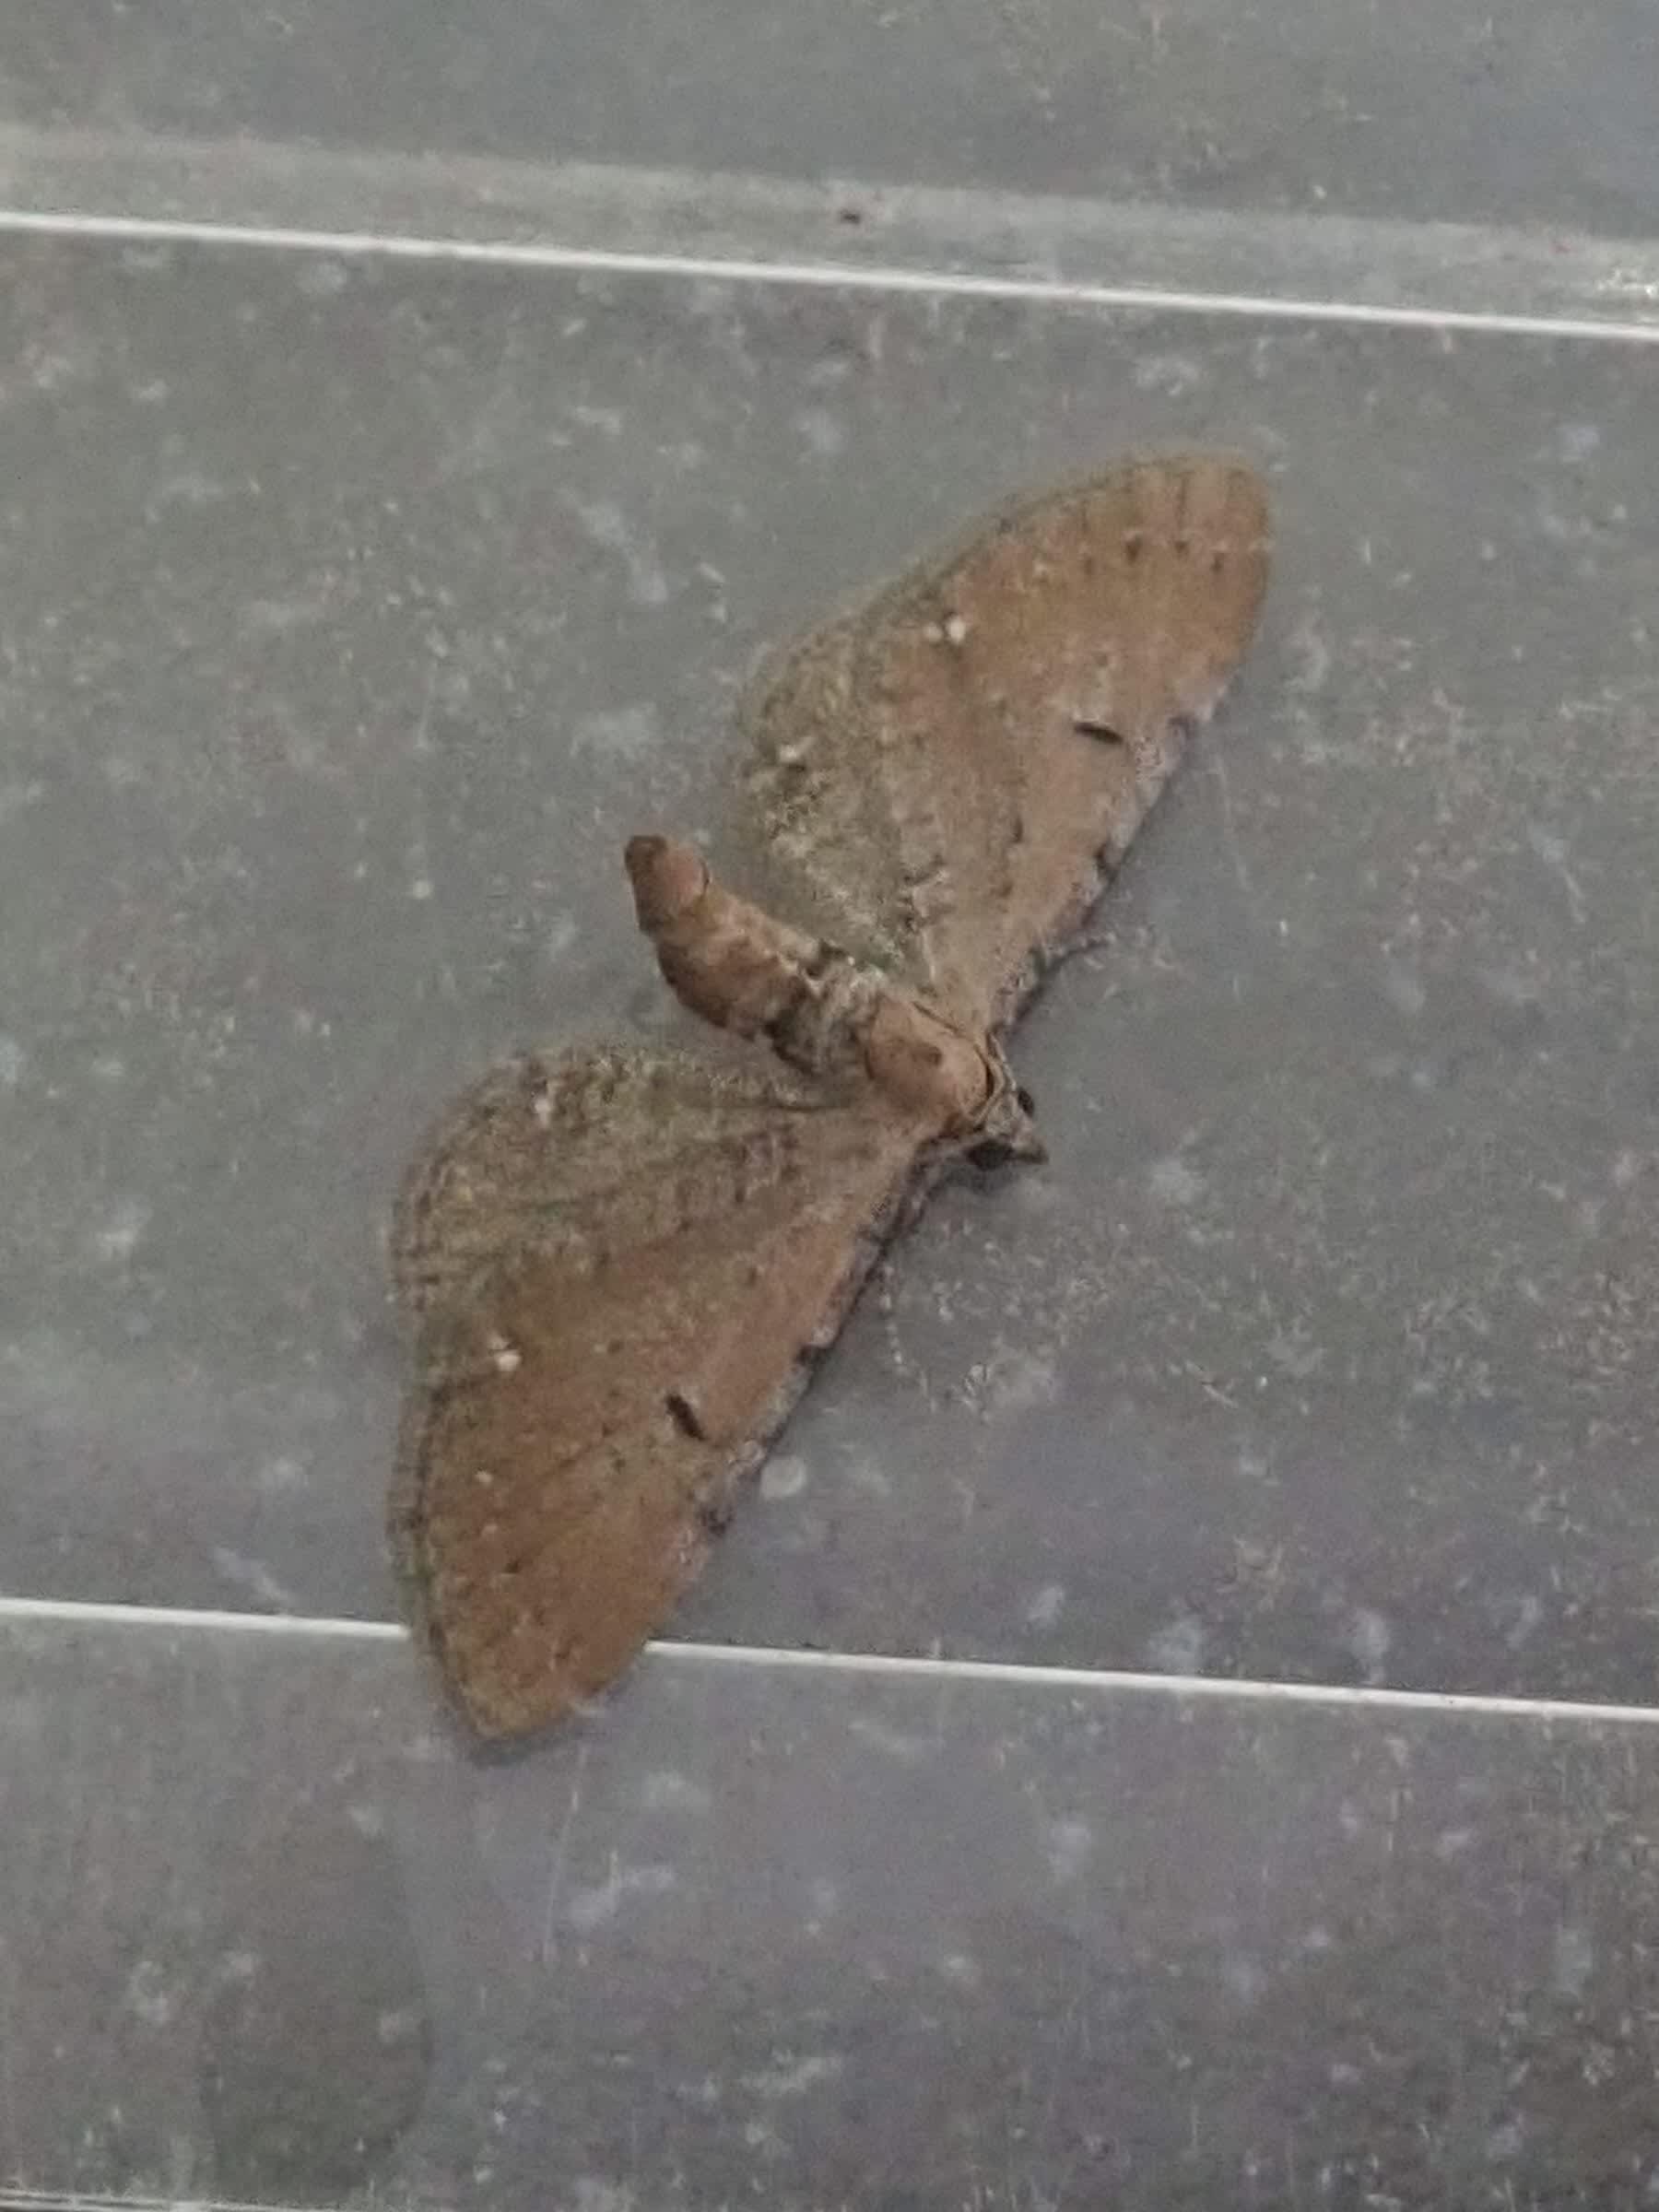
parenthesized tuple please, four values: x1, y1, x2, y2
(5, 6, 1659, 2206)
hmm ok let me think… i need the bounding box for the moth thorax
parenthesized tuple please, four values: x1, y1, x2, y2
(860, 992, 993, 1135)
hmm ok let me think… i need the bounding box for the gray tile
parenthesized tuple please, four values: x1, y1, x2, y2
(7, 1617, 1659, 2208)
(4, 0, 1659, 236)
(5, 236, 1659, 1702)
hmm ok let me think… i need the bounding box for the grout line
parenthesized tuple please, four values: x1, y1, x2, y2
(6, 1593, 1659, 1726)
(671, 1640, 1659, 1726)
(2, 206, 1659, 345)
(0, 2195, 326, 2212)
(0, 1594, 408, 1641)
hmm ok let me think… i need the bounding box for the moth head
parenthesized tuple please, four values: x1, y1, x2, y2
(965, 1044, 1046, 1170)
(625, 834, 710, 931)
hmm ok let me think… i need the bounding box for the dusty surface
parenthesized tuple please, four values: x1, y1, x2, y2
(4, 244, 1658, 1710)
(14, 1618, 1659, 2207)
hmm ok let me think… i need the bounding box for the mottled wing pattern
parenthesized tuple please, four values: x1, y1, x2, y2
(394, 1045, 847, 1316)
(392, 1047, 920, 1737)
(747, 454, 1270, 1026)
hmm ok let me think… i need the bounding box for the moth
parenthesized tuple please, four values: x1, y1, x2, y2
(391, 454, 1271, 1738)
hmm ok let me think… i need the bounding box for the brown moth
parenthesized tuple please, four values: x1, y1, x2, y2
(391, 453, 1272, 1739)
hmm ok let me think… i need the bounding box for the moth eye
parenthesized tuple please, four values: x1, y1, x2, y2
(1016, 1086, 1036, 1114)
(966, 1137, 1013, 1171)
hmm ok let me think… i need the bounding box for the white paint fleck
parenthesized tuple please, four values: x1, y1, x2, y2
(1553, 421, 1601, 464)
(1526, 822, 1587, 922)
(546, 912, 580, 963)
(125, 1960, 176, 2027)
(240, 594, 328, 637)
(794, 407, 848, 458)
(1132, 352, 1203, 396)
(91, 1198, 150, 1263)
(1501, 1592, 1544, 1649)
(640, 1771, 712, 1814)
(377, 2005, 424, 2046)
(210, 1548, 300, 1612)
(408, 877, 435, 902)
(741, 2052, 844, 2098)
(566, 1859, 677, 1931)
(841, 1454, 891, 1497)
(938, 1952, 982, 1988)
(571, 702, 661, 762)
(255, 1453, 307, 1495)
(1612, 1148, 1642, 1190)
(569, 497, 671, 606)
(1434, 1826, 1477, 1860)
(1143, 1610, 1208, 1673)
(0, 1035, 25, 1089)
(570, 403, 624, 436)
(759, 1453, 809, 1500)
(1266, 1326, 1324, 1380)
(1024, 1583, 1066, 1630)
(1344, 1606, 1393, 1684)
(347, 1802, 386, 1837)
(1147, 1155, 1205, 1207)
(1487, 2117, 1524, 2161)
(572, 2183, 637, 2212)
(1286, 610, 1332, 695)
(295, 258, 350, 298)
(1222, 1954, 1266, 2005)
(1046, 1816, 1094, 1883)
(29, 349, 89, 392)
(847, 1713, 931, 1763)
(1480, 964, 1540, 1010)
(980, 1346, 1059, 1413)
(151, 468, 229, 512)
(1553, 1923, 1594, 1998)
